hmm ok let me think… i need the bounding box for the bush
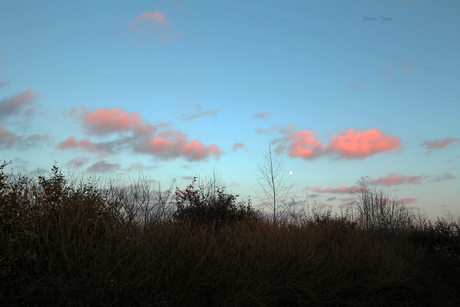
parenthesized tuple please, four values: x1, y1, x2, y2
(0, 161, 40, 278)
(173, 178, 259, 229)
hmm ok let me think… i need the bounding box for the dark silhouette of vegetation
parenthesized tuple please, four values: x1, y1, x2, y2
(173, 177, 259, 229)
(255, 143, 292, 223)
(1, 161, 460, 306)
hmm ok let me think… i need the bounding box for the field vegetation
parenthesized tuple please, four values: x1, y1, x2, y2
(1, 161, 460, 306)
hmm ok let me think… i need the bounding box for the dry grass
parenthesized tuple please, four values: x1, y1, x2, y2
(1, 162, 460, 306)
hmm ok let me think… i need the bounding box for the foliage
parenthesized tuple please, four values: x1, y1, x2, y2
(409, 215, 460, 266)
(173, 178, 259, 229)
(1, 161, 460, 306)
(0, 160, 39, 277)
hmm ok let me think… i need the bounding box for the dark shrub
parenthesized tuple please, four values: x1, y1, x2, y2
(173, 178, 259, 229)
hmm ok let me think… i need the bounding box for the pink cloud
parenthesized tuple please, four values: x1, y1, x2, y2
(327, 128, 401, 159)
(233, 142, 244, 151)
(56, 136, 113, 157)
(370, 172, 428, 186)
(253, 111, 270, 119)
(0, 88, 40, 120)
(61, 106, 223, 162)
(288, 130, 326, 159)
(274, 125, 401, 160)
(135, 130, 223, 161)
(421, 137, 459, 153)
(87, 160, 121, 173)
(401, 198, 417, 205)
(82, 107, 144, 135)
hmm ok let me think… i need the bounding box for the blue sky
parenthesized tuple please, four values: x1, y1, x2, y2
(1, 0, 459, 218)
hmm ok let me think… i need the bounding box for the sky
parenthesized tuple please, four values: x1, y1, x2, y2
(1, 0, 459, 219)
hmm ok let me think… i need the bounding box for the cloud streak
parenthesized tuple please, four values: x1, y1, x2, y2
(181, 104, 218, 121)
(87, 160, 121, 173)
(369, 172, 428, 186)
(369, 172, 455, 186)
(232, 142, 244, 152)
(252, 111, 270, 119)
(421, 137, 459, 153)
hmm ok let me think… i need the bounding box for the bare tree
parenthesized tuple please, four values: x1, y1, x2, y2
(352, 177, 414, 233)
(255, 143, 292, 223)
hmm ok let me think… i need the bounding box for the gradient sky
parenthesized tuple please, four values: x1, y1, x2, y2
(1, 0, 459, 219)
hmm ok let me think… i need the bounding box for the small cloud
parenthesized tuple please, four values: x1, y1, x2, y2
(401, 198, 417, 205)
(56, 136, 114, 157)
(130, 162, 144, 170)
(127, 162, 156, 172)
(401, 60, 419, 75)
(66, 155, 89, 168)
(19, 133, 51, 149)
(252, 111, 270, 119)
(182, 104, 218, 121)
(129, 10, 180, 46)
(421, 137, 459, 153)
(0, 78, 10, 88)
(447, 156, 460, 162)
(68, 106, 151, 136)
(232, 142, 244, 152)
(378, 60, 419, 82)
(255, 124, 278, 134)
(347, 80, 368, 90)
(134, 130, 223, 162)
(87, 160, 121, 173)
(326, 197, 337, 201)
(327, 128, 402, 160)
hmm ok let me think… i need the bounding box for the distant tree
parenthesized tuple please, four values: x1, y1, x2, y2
(255, 143, 292, 223)
(352, 177, 414, 233)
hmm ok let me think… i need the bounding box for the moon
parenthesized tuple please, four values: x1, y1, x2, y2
(289, 171, 293, 175)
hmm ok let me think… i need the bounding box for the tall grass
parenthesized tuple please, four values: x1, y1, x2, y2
(1, 162, 460, 306)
